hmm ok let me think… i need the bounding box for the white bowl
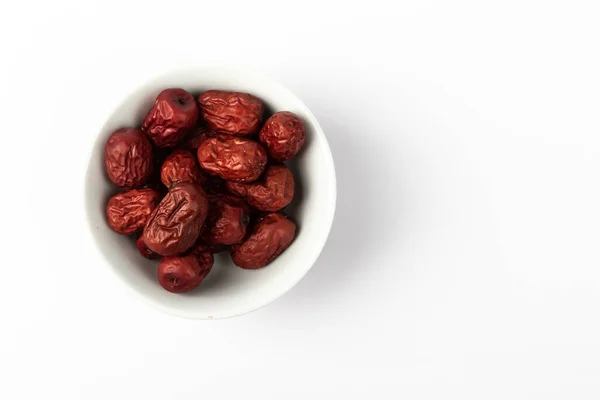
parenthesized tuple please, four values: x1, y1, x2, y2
(84, 66, 336, 319)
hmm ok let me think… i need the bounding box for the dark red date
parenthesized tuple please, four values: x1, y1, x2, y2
(197, 135, 267, 183)
(143, 182, 209, 256)
(104, 128, 153, 188)
(106, 188, 160, 234)
(142, 88, 199, 148)
(259, 111, 306, 161)
(226, 164, 294, 211)
(157, 252, 213, 293)
(231, 213, 296, 269)
(160, 149, 205, 188)
(203, 195, 251, 245)
(136, 235, 160, 260)
(198, 90, 264, 135)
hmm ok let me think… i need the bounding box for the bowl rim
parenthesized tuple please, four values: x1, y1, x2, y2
(83, 65, 337, 319)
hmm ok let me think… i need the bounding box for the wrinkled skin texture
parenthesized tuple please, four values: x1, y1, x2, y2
(182, 125, 217, 150)
(106, 188, 160, 234)
(104, 128, 153, 188)
(136, 235, 160, 260)
(198, 91, 264, 135)
(142, 88, 199, 148)
(143, 183, 209, 256)
(160, 149, 205, 188)
(203, 195, 251, 245)
(226, 164, 294, 211)
(197, 135, 267, 183)
(231, 213, 296, 269)
(157, 252, 213, 293)
(259, 111, 306, 161)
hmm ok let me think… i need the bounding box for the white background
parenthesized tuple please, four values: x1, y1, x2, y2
(1, 0, 599, 398)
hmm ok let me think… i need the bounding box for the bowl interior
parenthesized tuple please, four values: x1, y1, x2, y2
(85, 67, 336, 319)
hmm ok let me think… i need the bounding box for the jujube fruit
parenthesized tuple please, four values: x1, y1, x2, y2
(142, 88, 199, 148)
(259, 111, 306, 161)
(143, 182, 209, 256)
(231, 213, 296, 269)
(158, 252, 213, 293)
(196, 135, 267, 183)
(160, 149, 205, 188)
(198, 90, 264, 135)
(106, 188, 160, 234)
(104, 128, 153, 188)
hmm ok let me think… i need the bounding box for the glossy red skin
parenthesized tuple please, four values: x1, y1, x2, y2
(259, 112, 306, 161)
(157, 252, 213, 293)
(226, 164, 294, 211)
(106, 188, 160, 234)
(231, 213, 296, 269)
(142, 88, 199, 148)
(104, 128, 153, 188)
(197, 135, 267, 183)
(198, 90, 264, 135)
(136, 235, 160, 260)
(203, 195, 251, 245)
(160, 149, 206, 188)
(182, 125, 217, 150)
(143, 182, 209, 256)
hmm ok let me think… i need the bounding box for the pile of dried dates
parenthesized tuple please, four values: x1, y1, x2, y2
(105, 88, 304, 293)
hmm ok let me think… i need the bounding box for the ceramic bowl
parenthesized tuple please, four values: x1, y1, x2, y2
(84, 66, 336, 319)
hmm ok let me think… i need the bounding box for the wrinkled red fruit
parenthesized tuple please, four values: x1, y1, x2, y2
(143, 182, 209, 256)
(204, 195, 251, 245)
(231, 213, 296, 269)
(104, 128, 153, 188)
(158, 252, 213, 293)
(142, 88, 199, 148)
(226, 164, 294, 211)
(259, 111, 306, 161)
(197, 135, 267, 183)
(160, 149, 205, 188)
(106, 188, 160, 234)
(198, 90, 264, 135)
(136, 235, 160, 260)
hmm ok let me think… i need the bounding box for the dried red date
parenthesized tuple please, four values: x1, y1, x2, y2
(160, 149, 205, 188)
(231, 213, 296, 269)
(142, 88, 199, 148)
(136, 235, 160, 260)
(143, 182, 209, 256)
(226, 164, 294, 211)
(104, 128, 153, 188)
(106, 188, 160, 234)
(203, 195, 251, 245)
(197, 135, 267, 183)
(259, 111, 306, 161)
(198, 90, 264, 135)
(158, 252, 213, 293)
